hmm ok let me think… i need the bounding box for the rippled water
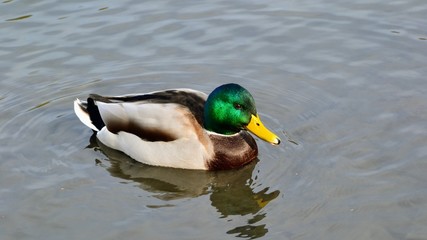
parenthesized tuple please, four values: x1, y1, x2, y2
(1, 0, 427, 239)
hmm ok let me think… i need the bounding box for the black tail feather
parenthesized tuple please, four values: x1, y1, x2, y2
(87, 97, 106, 130)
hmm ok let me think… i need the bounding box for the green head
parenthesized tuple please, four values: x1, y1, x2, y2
(203, 83, 281, 145)
(204, 83, 256, 135)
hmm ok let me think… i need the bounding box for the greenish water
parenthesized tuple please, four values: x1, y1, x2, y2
(1, 0, 427, 239)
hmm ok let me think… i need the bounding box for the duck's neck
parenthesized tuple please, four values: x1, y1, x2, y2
(203, 118, 239, 135)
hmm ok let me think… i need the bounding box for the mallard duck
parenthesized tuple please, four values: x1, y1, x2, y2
(74, 83, 280, 170)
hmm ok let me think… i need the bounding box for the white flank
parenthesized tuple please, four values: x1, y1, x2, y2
(97, 129, 209, 170)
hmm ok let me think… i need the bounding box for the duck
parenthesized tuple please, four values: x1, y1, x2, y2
(74, 83, 281, 170)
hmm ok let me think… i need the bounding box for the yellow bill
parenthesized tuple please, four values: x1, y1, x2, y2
(245, 114, 281, 145)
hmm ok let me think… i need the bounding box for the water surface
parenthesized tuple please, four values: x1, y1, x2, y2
(1, 0, 427, 239)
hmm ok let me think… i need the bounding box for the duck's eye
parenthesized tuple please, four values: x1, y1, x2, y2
(234, 103, 242, 110)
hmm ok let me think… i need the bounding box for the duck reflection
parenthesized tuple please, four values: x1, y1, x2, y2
(88, 134, 280, 239)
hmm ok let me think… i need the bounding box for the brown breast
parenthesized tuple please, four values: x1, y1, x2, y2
(207, 131, 258, 170)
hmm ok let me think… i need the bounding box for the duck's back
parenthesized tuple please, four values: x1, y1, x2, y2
(101, 89, 208, 126)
